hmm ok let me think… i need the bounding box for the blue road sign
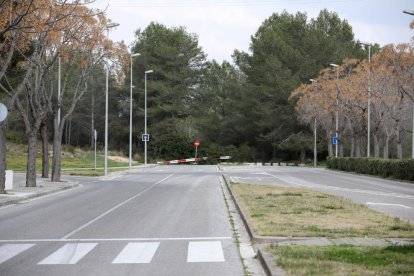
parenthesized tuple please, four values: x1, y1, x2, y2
(332, 136, 338, 145)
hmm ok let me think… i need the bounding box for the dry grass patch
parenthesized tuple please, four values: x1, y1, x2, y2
(231, 183, 414, 238)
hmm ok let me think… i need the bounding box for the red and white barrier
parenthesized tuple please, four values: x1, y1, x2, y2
(157, 156, 231, 165)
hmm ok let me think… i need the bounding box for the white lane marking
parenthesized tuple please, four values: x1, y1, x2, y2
(0, 244, 35, 264)
(0, 237, 232, 243)
(112, 242, 159, 264)
(366, 202, 412, 209)
(263, 172, 414, 200)
(61, 174, 173, 239)
(187, 241, 225, 263)
(38, 243, 97, 265)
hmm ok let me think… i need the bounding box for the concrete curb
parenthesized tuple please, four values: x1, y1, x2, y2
(0, 182, 79, 207)
(256, 244, 285, 276)
(222, 174, 279, 276)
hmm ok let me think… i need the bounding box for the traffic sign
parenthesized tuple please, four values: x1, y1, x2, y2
(332, 136, 338, 145)
(0, 103, 8, 122)
(194, 140, 200, 147)
(142, 134, 150, 142)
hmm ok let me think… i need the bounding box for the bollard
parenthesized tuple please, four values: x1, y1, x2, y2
(5, 170, 13, 190)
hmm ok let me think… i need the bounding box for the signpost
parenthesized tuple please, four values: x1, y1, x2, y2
(194, 140, 200, 163)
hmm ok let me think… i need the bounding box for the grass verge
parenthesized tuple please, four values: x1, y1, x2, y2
(268, 244, 414, 276)
(7, 152, 136, 175)
(231, 183, 414, 238)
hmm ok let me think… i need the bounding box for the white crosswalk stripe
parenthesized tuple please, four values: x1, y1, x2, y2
(0, 240, 227, 265)
(38, 243, 97, 265)
(112, 242, 159, 264)
(187, 241, 225, 263)
(0, 243, 35, 264)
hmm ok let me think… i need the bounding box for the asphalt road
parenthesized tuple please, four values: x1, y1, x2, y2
(0, 166, 244, 276)
(224, 165, 414, 222)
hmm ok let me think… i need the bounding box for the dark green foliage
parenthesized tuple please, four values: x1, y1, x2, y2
(151, 133, 193, 160)
(233, 9, 362, 161)
(327, 157, 414, 181)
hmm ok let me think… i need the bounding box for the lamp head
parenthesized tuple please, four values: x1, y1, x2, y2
(106, 22, 120, 29)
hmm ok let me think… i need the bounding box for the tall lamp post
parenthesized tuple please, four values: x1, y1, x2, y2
(144, 70, 153, 165)
(403, 9, 414, 159)
(104, 22, 119, 176)
(360, 41, 372, 157)
(330, 63, 339, 157)
(129, 53, 141, 170)
(310, 79, 318, 166)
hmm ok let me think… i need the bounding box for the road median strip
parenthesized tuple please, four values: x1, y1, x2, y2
(222, 175, 414, 275)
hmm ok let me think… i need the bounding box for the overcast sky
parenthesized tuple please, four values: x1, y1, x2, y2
(89, 0, 414, 63)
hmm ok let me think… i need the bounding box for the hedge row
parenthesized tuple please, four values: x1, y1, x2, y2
(326, 157, 414, 182)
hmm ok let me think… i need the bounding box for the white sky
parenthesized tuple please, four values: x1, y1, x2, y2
(89, 0, 414, 63)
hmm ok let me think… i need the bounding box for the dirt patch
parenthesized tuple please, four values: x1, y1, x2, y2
(108, 156, 129, 163)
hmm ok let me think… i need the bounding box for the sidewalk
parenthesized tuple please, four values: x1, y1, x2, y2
(0, 173, 80, 207)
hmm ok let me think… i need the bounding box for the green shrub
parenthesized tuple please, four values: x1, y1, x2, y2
(327, 157, 414, 182)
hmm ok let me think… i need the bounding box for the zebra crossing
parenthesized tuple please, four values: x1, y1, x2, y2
(0, 240, 227, 266)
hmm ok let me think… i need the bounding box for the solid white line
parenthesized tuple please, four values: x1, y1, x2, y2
(0, 237, 232, 243)
(264, 172, 414, 200)
(38, 243, 97, 265)
(366, 202, 412, 209)
(0, 244, 35, 264)
(187, 241, 225, 263)
(60, 174, 174, 239)
(112, 242, 159, 264)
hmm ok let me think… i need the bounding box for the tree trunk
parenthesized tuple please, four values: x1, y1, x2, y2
(374, 134, 380, 158)
(0, 120, 6, 194)
(327, 130, 333, 157)
(396, 126, 402, 159)
(26, 131, 37, 187)
(300, 148, 305, 164)
(355, 137, 361, 157)
(339, 143, 344, 157)
(41, 122, 49, 178)
(52, 115, 64, 182)
(384, 132, 389, 159)
(350, 135, 355, 157)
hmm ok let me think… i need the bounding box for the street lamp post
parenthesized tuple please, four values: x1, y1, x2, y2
(104, 22, 119, 176)
(129, 53, 141, 170)
(94, 129, 97, 171)
(403, 10, 414, 159)
(360, 41, 372, 157)
(144, 70, 153, 165)
(310, 78, 318, 166)
(330, 63, 339, 157)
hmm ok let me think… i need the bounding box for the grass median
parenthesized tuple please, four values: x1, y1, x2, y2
(269, 244, 414, 275)
(230, 183, 414, 238)
(231, 183, 414, 275)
